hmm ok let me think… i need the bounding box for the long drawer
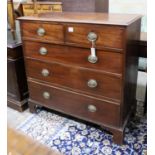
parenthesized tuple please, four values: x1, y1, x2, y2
(24, 41, 123, 75)
(26, 59, 122, 100)
(28, 80, 120, 127)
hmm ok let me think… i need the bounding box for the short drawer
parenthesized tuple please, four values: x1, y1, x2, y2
(41, 5, 50, 10)
(65, 24, 125, 50)
(22, 4, 33, 10)
(22, 10, 34, 16)
(28, 80, 120, 127)
(21, 22, 64, 44)
(23, 41, 123, 75)
(26, 59, 122, 100)
(52, 5, 62, 12)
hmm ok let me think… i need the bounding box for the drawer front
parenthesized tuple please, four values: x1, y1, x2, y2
(52, 5, 62, 12)
(22, 4, 34, 10)
(26, 59, 122, 100)
(21, 22, 64, 43)
(24, 41, 123, 75)
(65, 24, 125, 50)
(23, 11, 34, 16)
(41, 5, 51, 10)
(28, 80, 120, 126)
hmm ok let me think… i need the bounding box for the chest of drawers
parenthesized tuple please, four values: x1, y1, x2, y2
(19, 12, 141, 144)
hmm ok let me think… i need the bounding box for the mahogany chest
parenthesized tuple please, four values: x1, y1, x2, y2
(19, 12, 141, 144)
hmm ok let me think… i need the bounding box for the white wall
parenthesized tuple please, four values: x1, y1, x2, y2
(109, 0, 147, 32)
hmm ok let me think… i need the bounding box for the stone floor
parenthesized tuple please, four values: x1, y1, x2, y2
(7, 107, 32, 128)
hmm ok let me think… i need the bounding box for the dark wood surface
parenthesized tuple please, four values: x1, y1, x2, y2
(21, 22, 64, 44)
(21, 22, 125, 50)
(28, 80, 120, 127)
(138, 32, 147, 58)
(19, 12, 141, 144)
(26, 58, 122, 101)
(18, 12, 142, 26)
(7, 30, 29, 112)
(137, 32, 147, 114)
(23, 41, 123, 75)
(64, 24, 125, 50)
(138, 41, 147, 58)
(121, 19, 141, 123)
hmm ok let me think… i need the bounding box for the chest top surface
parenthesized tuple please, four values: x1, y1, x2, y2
(18, 12, 141, 26)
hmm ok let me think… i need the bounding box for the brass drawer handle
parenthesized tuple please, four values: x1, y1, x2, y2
(87, 32, 98, 42)
(87, 79, 98, 88)
(87, 32, 98, 64)
(43, 92, 50, 99)
(88, 55, 98, 64)
(41, 69, 50, 77)
(88, 105, 97, 112)
(37, 28, 45, 36)
(39, 47, 48, 55)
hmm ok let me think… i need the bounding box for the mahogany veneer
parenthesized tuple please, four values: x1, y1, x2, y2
(24, 41, 123, 74)
(18, 12, 141, 144)
(7, 30, 29, 112)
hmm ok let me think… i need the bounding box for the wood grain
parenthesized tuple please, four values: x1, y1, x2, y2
(65, 24, 125, 50)
(23, 41, 123, 75)
(21, 22, 64, 44)
(7, 43, 28, 111)
(26, 58, 122, 100)
(8, 127, 62, 155)
(28, 80, 120, 127)
(18, 12, 142, 26)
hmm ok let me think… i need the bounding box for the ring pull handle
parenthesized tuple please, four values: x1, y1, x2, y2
(87, 32, 98, 64)
(88, 55, 98, 64)
(39, 47, 48, 55)
(41, 69, 50, 77)
(88, 105, 97, 113)
(37, 27, 45, 36)
(43, 92, 50, 100)
(87, 32, 98, 42)
(87, 79, 98, 88)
